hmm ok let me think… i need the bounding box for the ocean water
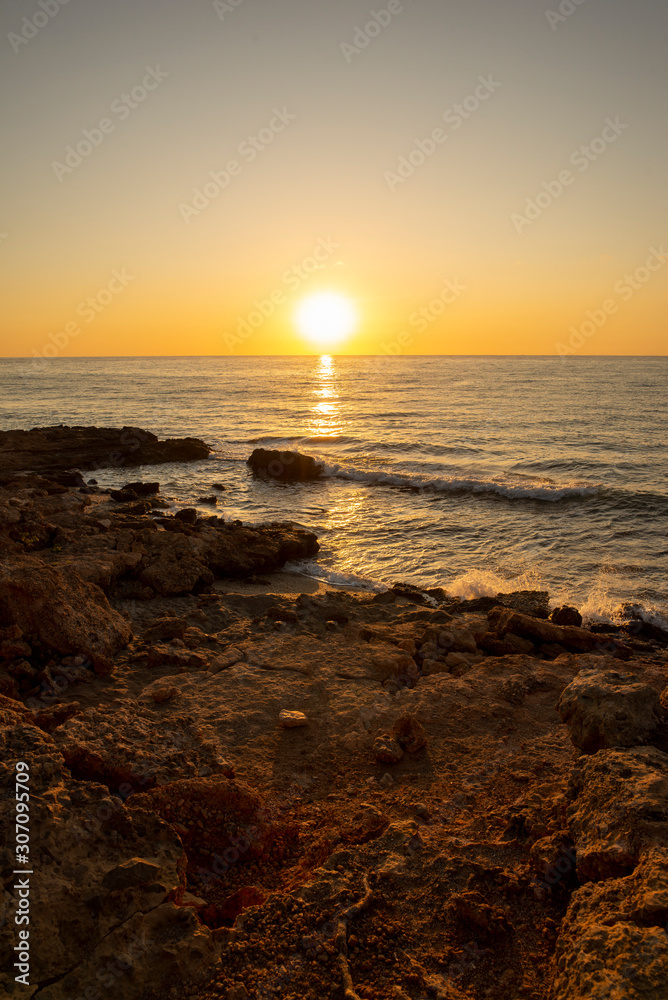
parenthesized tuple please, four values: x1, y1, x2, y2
(1, 355, 667, 624)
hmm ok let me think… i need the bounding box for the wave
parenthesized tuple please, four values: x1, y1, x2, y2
(318, 461, 601, 502)
(284, 559, 388, 593)
(246, 435, 357, 447)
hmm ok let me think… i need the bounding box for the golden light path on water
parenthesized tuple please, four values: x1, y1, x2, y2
(307, 355, 343, 438)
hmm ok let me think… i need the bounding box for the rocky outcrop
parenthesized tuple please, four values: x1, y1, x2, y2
(566, 747, 668, 882)
(552, 848, 668, 1000)
(0, 722, 216, 1000)
(557, 667, 665, 752)
(0, 555, 132, 675)
(480, 607, 633, 660)
(0, 425, 211, 475)
(247, 448, 323, 481)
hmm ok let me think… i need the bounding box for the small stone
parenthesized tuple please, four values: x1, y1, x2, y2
(415, 803, 431, 821)
(378, 773, 395, 789)
(373, 736, 404, 764)
(279, 710, 308, 728)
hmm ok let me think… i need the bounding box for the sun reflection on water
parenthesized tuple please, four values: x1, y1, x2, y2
(308, 355, 342, 438)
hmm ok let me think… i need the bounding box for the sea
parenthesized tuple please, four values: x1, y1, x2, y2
(1, 355, 667, 626)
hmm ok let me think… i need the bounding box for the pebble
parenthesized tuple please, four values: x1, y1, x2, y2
(379, 773, 395, 789)
(279, 710, 308, 728)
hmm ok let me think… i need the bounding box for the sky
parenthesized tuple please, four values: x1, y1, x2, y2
(1, 0, 666, 357)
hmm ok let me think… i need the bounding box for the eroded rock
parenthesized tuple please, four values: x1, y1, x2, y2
(557, 667, 664, 752)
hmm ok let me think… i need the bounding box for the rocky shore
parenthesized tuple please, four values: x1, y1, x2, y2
(0, 425, 211, 476)
(1, 439, 668, 1000)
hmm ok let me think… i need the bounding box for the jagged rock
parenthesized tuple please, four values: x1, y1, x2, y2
(0, 425, 211, 474)
(551, 605, 583, 627)
(557, 667, 664, 752)
(552, 848, 668, 999)
(175, 507, 198, 524)
(122, 481, 160, 495)
(0, 555, 131, 673)
(488, 608, 633, 659)
(566, 747, 668, 882)
(247, 448, 323, 481)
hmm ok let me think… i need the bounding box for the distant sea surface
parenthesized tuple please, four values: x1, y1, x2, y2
(1, 356, 667, 624)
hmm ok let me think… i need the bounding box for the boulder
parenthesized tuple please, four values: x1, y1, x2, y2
(0, 425, 211, 474)
(557, 667, 664, 752)
(0, 555, 131, 673)
(566, 747, 668, 882)
(247, 448, 323, 481)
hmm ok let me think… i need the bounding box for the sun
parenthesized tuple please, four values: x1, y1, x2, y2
(295, 292, 357, 351)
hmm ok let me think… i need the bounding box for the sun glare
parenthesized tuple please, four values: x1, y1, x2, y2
(295, 292, 357, 351)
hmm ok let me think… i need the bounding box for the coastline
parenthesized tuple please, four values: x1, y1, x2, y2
(1, 430, 668, 1000)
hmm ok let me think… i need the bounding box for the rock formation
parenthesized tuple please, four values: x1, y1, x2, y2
(0, 425, 211, 475)
(1, 464, 667, 999)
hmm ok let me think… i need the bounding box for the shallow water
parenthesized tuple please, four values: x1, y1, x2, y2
(2, 355, 667, 623)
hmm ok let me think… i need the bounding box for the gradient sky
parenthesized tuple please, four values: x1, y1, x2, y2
(1, 0, 666, 356)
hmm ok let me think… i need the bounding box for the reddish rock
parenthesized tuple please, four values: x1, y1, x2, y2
(0, 555, 131, 673)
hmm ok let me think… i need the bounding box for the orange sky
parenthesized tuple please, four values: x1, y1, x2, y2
(1, 0, 666, 357)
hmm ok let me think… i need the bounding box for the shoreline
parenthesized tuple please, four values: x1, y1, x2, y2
(1, 431, 668, 1000)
